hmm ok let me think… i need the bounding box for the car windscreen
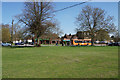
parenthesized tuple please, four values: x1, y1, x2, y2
(74, 40, 78, 43)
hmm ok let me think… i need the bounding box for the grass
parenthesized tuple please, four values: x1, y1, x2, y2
(2, 46, 118, 78)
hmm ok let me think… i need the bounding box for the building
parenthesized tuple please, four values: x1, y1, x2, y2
(76, 31, 90, 39)
(61, 34, 78, 46)
(34, 33, 61, 45)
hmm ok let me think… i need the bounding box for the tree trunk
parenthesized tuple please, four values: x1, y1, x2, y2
(91, 34, 95, 46)
(36, 36, 41, 47)
(91, 39, 94, 46)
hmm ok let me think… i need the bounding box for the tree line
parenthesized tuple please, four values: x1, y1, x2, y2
(1, 2, 119, 45)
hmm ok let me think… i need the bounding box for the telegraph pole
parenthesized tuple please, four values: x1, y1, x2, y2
(11, 19, 14, 46)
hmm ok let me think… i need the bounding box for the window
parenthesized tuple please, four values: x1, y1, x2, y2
(52, 41, 55, 43)
(78, 41, 83, 43)
(87, 41, 91, 43)
(74, 40, 78, 43)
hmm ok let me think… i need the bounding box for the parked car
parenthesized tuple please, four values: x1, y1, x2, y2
(2, 43, 11, 46)
(99, 41, 105, 44)
(15, 42, 25, 45)
(108, 42, 114, 46)
(15, 43, 21, 45)
(114, 42, 120, 46)
(20, 42, 25, 45)
(108, 42, 120, 46)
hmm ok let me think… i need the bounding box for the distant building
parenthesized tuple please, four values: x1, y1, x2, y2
(34, 33, 61, 44)
(76, 31, 90, 39)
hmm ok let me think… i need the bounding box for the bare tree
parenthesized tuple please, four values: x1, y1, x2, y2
(17, 1, 55, 46)
(45, 19, 63, 37)
(53, 21, 63, 37)
(75, 5, 116, 45)
(16, 27, 29, 40)
(13, 23, 21, 41)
